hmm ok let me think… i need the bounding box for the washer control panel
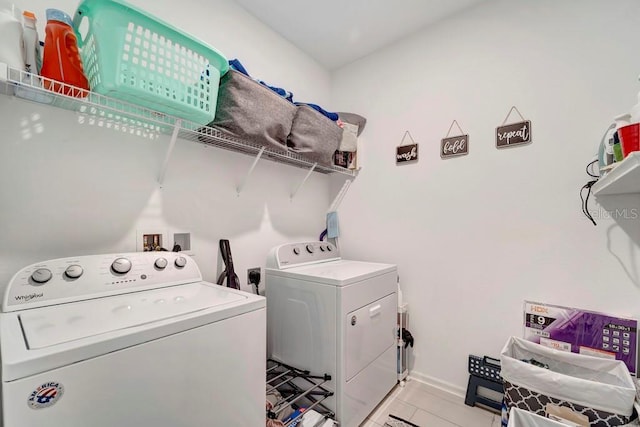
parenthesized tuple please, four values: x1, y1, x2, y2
(266, 242, 340, 269)
(4, 252, 201, 312)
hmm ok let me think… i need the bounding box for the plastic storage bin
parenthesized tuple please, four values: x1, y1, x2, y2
(500, 336, 636, 427)
(72, 0, 228, 125)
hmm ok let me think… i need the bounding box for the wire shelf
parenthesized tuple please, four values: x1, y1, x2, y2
(0, 63, 357, 177)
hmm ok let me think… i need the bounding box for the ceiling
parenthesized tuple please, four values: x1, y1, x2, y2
(233, 0, 488, 70)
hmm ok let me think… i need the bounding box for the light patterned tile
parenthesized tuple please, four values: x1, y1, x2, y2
(369, 398, 417, 426)
(396, 386, 493, 427)
(410, 409, 458, 427)
(359, 418, 381, 426)
(403, 379, 465, 406)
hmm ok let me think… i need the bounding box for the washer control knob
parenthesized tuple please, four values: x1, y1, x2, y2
(175, 256, 187, 268)
(319, 246, 326, 252)
(31, 268, 52, 284)
(64, 265, 83, 279)
(111, 258, 132, 274)
(326, 245, 333, 252)
(293, 247, 301, 255)
(154, 258, 168, 270)
(306, 244, 315, 254)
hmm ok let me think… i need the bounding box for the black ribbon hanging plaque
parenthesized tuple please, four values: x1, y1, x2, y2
(496, 106, 531, 149)
(396, 131, 419, 164)
(441, 120, 469, 159)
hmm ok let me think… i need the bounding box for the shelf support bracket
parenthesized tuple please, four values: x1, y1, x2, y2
(328, 179, 352, 213)
(158, 119, 182, 186)
(237, 146, 266, 196)
(290, 163, 317, 199)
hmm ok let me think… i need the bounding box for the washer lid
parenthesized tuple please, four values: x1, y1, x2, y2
(266, 260, 396, 286)
(19, 282, 246, 349)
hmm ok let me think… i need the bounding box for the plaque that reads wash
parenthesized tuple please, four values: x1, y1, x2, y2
(396, 131, 418, 164)
(396, 144, 418, 163)
(523, 301, 638, 375)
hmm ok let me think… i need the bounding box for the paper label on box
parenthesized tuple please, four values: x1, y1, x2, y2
(540, 337, 571, 352)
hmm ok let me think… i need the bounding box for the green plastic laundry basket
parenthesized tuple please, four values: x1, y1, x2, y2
(72, 0, 229, 125)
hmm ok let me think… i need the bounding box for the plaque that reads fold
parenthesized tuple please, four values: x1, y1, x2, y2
(441, 134, 468, 158)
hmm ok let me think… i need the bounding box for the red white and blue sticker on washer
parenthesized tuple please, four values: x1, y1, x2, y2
(27, 382, 64, 409)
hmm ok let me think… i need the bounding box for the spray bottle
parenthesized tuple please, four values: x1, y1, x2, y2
(22, 10, 41, 74)
(15, 10, 52, 103)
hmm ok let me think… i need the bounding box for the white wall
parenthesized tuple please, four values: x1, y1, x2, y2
(0, 0, 337, 291)
(331, 0, 640, 393)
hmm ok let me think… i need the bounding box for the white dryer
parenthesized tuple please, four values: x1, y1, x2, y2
(266, 242, 397, 427)
(0, 251, 265, 427)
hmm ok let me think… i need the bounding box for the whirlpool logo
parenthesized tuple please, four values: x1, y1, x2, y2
(15, 293, 43, 302)
(27, 382, 64, 409)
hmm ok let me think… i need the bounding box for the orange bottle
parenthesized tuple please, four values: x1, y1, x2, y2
(40, 8, 89, 97)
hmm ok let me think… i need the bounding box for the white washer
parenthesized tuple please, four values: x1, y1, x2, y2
(266, 242, 397, 427)
(0, 251, 265, 427)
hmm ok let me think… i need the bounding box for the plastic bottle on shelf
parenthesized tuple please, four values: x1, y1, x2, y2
(613, 113, 631, 162)
(0, 0, 25, 71)
(22, 10, 41, 74)
(40, 8, 89, 97)
(14, 9, 52, 103)
(630, 78, 640, 124)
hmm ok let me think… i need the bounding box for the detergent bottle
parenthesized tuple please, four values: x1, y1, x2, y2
(40, 8, 89, 97)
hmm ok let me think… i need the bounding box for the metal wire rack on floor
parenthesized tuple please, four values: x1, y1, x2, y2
(266, 359, 337, 426)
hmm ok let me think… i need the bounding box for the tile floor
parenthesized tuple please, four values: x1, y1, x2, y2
(360, 379, 501, 427)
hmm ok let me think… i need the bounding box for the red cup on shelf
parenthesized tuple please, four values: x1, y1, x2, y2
(618, 123, 640, 158)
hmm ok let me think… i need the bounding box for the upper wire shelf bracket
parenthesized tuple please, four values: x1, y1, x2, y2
(0, 63, 357, 177)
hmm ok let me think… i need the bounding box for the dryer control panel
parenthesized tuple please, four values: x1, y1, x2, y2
(3, 252, 202, 312)
(266, 242, 340, 269)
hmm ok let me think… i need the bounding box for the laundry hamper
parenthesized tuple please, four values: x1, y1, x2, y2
(500, 337, 636, 427)
(72, 0, 229, 125)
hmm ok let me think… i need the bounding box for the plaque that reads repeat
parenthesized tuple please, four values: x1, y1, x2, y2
(441, 134, 468, 158)
(496, 120, 531, 148)
(496, 106, 532, 149)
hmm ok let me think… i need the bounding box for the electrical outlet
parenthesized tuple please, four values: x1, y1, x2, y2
(247, 267, 261, 285)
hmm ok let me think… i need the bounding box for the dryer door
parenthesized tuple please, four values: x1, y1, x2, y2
(345, 293, 396, 381)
